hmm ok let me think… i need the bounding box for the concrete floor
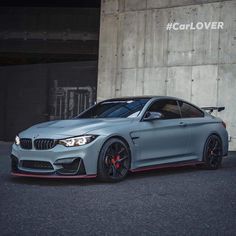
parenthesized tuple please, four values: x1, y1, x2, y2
(0, 142, 236, 235)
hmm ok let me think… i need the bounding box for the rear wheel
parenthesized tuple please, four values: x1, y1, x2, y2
(203, 135, 223, 170)
(97, 138, 131, 182)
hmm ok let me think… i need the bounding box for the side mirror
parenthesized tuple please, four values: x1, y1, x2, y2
(143, 112, 162, 121)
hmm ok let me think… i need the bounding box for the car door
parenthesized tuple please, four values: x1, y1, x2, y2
(177, 100, 206, 158)
(131, 99, 189, 167)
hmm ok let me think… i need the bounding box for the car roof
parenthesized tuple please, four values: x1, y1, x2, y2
(103, 96, 182, 102)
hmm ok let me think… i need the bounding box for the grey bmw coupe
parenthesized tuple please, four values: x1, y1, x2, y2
(11, 96, 228, 182)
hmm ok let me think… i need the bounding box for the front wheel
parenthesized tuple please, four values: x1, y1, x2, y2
(203, 135, 223, 170)
(97, 138, 131, 182)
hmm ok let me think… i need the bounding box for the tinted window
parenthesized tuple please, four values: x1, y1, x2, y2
(147, 99, 181, 119)
(178, 101, 204, 118)
(78, 98, 150, 118)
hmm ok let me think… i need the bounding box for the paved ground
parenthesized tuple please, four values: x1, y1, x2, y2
(0, 142, 236, 236)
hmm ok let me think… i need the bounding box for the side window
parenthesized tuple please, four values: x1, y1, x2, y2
(147, 99, 181, 119)
(178, 101, 204, 118)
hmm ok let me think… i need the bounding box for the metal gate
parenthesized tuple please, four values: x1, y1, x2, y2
(50, 80, 96, 120)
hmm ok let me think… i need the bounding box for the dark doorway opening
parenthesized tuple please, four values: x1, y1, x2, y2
(0, 61, 97, 141)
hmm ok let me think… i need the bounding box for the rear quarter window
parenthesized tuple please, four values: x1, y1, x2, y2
(178, 101, 204, 118)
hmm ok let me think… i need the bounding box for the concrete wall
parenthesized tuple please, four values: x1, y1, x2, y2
(97, 0, 236, 150)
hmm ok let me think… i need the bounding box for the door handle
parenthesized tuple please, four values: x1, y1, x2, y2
(179, 122, 187, 127)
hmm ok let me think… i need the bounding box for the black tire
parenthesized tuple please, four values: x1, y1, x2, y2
(97, 138, 131, 182)
(203, 135, 223, 170)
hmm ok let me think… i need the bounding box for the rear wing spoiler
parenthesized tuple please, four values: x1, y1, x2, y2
(201, 106, 225, 114)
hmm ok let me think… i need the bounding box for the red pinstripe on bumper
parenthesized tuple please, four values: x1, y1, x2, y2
(11, 172, 97, 179)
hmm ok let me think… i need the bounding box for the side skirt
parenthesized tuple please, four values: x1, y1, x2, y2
(130, 160, 204, 173)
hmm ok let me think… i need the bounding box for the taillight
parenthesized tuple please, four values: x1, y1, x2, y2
(222, 121, 226, 129)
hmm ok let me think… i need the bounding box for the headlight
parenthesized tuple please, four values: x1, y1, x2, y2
(58, 135, 97, 147)
(15, 135, 20, 146)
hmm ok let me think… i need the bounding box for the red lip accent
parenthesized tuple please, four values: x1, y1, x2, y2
(11, 172, 97, 179)
(130, 161, 204, 173)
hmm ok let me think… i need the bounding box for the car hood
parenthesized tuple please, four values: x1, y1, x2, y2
(20, 118, 134, 139)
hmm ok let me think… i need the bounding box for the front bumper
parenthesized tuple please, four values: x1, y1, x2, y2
(11, 136, 104, 177)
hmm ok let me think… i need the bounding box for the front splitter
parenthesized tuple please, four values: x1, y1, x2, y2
(11, 172, 97, 179)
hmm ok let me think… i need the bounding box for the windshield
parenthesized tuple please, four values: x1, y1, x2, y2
(77, 98, 150, 118)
